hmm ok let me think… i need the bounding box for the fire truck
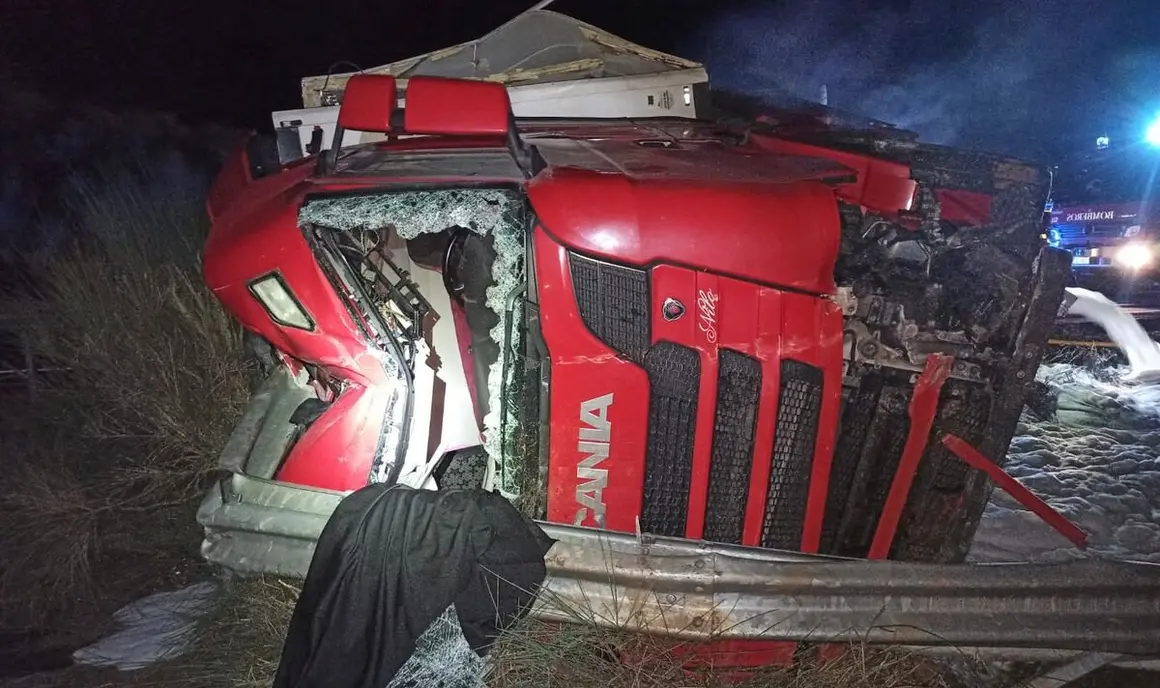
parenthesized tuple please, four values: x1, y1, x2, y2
(1048, 200, 1157, 272)
(1045, 127, 1160, 276)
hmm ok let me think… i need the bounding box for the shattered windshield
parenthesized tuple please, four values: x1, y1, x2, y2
(300, 187, 533, 497)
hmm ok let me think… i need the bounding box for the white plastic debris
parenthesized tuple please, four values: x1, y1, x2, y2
(72, 581, 219, 671)
(1064, 287, 1160, 380)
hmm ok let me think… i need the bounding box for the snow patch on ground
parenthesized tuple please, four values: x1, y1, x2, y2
(72, 581, 218, 671)
(969, 364, 1160, 563)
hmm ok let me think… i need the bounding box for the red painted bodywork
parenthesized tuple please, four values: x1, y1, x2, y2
(750, 134, 917, 215)
(936, 189, 992, 226)
(528, 170, 842, 295)
(202, 84, 534, 491)
(749, 133, 996, 226)
(337, 75, 398, 132)
(641, 266, 845, 549)
(404, 76, 511, 136)
(277, 384, 397, 489)
(537, 228, 650, 530)
(672, 640, 799, 676)
(204, 161, 406, 490)
(942, 435, 1087, 549)
(523, 131, 849, 541)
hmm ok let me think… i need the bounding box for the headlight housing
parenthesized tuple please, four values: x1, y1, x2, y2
(1114, 243, 1154, 271)
(249, 272, 315, 330)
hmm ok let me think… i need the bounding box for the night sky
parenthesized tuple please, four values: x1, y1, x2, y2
(3, 0, 1159, 161)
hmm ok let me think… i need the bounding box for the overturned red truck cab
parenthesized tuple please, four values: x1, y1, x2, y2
(197, 74, 1071, 576)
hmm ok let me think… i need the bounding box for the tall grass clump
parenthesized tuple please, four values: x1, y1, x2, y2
(0, 153, 251, 629)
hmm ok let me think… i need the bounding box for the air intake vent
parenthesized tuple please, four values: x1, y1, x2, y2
(761, 360, 823, 550)
(569, 253, 650, 362)
(704, 350, 762, 544)
(820, 380, 882, 553)
(832, 386, 911, 558)
(640, 342, 700, 537)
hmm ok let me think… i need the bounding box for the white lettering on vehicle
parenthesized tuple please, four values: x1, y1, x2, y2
(697, 288, 719, 344)
(1064, 210, 1116, 222)
(574, 393, 613, 527)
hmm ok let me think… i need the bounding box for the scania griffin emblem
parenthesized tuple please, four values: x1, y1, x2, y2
(662, 297, 686, 321)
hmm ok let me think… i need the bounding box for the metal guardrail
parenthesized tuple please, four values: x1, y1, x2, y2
(0, 322, 65, 399)
(199, 367, 1160, 658)
(0, 367, 68, 378)
(199, 471, 1160, 656)
(537, 526, 1160, 654)
(0, 365, 69, 400)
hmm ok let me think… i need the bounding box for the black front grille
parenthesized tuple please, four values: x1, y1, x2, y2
(761, 360, 823, 550)
(704, 351, 762, 544)
(570, 254, 651, 363)
(832, 384, 912, 558)
(892, 381, 992, 562)
(819, 379, 882, 554)
(641, 342, 700, 537)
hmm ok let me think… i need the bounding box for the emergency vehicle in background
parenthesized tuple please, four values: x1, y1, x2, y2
(1048, 201, 1157, 272)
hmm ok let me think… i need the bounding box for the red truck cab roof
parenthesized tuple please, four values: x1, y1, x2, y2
(342, 120, 854, 294)
(208, 117, 857, 299)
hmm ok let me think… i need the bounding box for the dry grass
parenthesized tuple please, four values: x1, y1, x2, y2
(486, 617, 967, 688)
(115, 574, 973, 688)
(0, 159, 251, 630)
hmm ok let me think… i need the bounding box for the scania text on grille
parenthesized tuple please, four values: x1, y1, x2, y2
(575, 393, 613, 527)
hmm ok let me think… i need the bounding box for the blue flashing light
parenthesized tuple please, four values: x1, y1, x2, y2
(1147, 116, 1160, 147)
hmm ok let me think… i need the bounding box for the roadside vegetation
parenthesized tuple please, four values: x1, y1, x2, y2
(0, 152, 251, 666)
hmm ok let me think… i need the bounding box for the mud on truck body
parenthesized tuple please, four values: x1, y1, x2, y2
(197, 74, 1072, 578)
